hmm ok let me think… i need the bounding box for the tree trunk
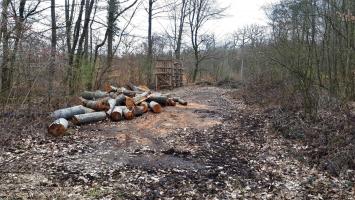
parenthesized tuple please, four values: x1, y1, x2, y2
(73, 111, 107, 125)
(48, 0, 57, 104)
(48, 118, 69, 136)
(0, 0, 10, 93)
(175, 0, 187, 60)
(149, 101, 162, 113)
(147, 0, 154, 84)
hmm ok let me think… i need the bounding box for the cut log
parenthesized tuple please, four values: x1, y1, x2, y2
(118, 106, 134, 120)
(147, 95, 168, 106)
(173, 97, 187, 106)
(149, 101, 162, 113)
(167, 98, 176, 106)
(72, 112, 107, 125)
(115, 94, 126, 105)
(125, 97, 135, 110)
(115, 94, 135, 109)
(133, 106, 145, 117)
(133, 91, 151, 105)
(107, 98, 117, 113)
(81, 90, 108, 100)
(109, 106, 123, 121)
(51, 105, 88, 120)
(82, 98, 110, 111)
(48, 118, 69, 136)
(82, 106, 95, 113)
(139, 101, 149, 113)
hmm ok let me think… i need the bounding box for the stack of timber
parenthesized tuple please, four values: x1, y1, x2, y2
(48, 83, 188, 136)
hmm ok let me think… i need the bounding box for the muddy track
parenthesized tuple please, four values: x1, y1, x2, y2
(0, 86, 353, 199)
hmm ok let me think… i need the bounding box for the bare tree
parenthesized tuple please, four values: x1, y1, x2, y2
(0, 0, 11, 92)
(48, 0, 57, 104)
(187, 0, 225, 82)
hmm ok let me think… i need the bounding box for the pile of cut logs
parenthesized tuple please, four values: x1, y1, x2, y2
(48, 83, 187, 136)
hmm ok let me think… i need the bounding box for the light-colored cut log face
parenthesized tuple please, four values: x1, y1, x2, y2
(125, 97, 135, 110)
(110, 106, 123, 121)
(139, 102, 149, 113)
(149, 101, 162, 113)
(48, 118, 69, 136)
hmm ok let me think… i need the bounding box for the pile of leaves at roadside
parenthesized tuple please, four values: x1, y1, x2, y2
(238, 79, 355, 179)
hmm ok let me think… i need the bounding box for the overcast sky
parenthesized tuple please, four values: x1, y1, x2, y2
(113, 0, 280, 40)
(208, 0, 279, 36)
(132, 0, 279, 38)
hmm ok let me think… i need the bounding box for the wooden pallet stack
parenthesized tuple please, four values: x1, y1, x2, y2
(155, 59, 183, 90)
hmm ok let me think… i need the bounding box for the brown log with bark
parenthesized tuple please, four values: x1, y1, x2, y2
(51, 105, 90, 119)
(133, 106, 145, 117)
(118, 106, 134, 120)
(82, 98, 110, 111)
(73, 111, 107, 125)
(48, 118, 69, 136)
(109, 106, 123, 121)
(139, 101, 149, 113)
(173, 97, 187, 106)
(147, 95, 168, 106)
(149, 101, 162, 113)
(81, 90, 108, 100)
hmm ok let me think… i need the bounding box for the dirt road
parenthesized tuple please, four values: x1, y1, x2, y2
(0, 86, 353, 199)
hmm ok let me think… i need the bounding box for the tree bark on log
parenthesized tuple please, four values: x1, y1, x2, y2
(51, 105, 89, 120)
(133, 106, 145, 117)
(48, 118, 69, 136)
(109, 106, 123, 121)
(147, 96, 168, 106)
(115, 94, 135, 109)
(107, 98, 117, 113)
(149, 101, 162, 113)
(118, 106, 134, 120)
(139, 101, 149, 113)
(81, 90, 108, 100)
(73, 111, 107, 125)
(133, 91, 151, 105)
(82, 98, 110, 111)
(173, 97, 187, 106)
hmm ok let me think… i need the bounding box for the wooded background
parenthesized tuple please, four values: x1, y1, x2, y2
(0, 0, 355, 119)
